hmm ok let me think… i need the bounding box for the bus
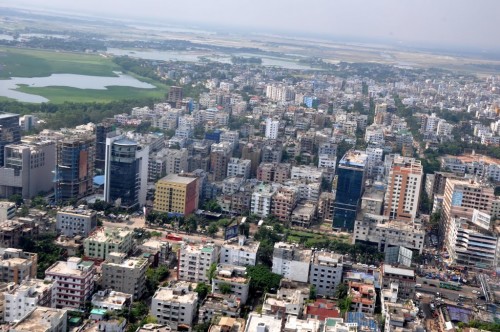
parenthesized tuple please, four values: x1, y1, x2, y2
(439, 281, 462, 291)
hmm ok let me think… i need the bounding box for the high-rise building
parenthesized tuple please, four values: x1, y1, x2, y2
(167, 86, 183, 103)
(241, 144, 261, 177)
(0, 113, 21, 167)
(95, 122, 114, 172)
(177, 244, 219, 283)
(104, 134, 149, 209)
(54, 133, 95, 204)
(271, 242, 311, 283)
(272, 186, 298, 223)
(333, 150, 367, 230)
(153, 174, 198, 215)
(56, 206, 97, 237)
(101, 253, 148, 300)
(210, 142, 232, 182)
(265, 118, 279, 139)
(0, 139, 55, 199)
(383, 156, 423, 222)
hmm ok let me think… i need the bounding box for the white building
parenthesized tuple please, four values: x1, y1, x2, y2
(0, 202, 15, 222)
(251, 183, 280, 218)
(45, 257, 95, 310)
(212, 264, 250, 304)
(220, 236, 260, 267)
(227, 158, 251, 179)
(222, 177, 245, 195)
(56, 207, 97, 237)
(91, 289, 132, 312)
(309, 251, 343, 297)
(291, 166, 323, 182)
(178, 244, 219, 283)
(272, 242, 312, 283)
(3, 279, 55, 323)
(365, 147, 384, 179)
(265, 118, 279, 139)
(151, 282, 198, 330)
(10, 307, 67, 332)
(318, 154, 337, 171)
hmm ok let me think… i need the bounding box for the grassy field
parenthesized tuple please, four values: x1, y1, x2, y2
(0, 47, 166, 103)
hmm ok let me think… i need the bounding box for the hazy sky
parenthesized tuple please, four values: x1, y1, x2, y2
(2, 0, 499, 51)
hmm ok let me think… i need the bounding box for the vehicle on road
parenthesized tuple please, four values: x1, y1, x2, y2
(440, 281, 462, 290)
(415, 283, 422, 288)
(472, 290, 481, 295)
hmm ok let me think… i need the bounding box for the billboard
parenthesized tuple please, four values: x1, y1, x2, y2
(224, 224, 239, 240)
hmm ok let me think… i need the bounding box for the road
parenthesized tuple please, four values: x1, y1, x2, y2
(416, 276, 486, 306)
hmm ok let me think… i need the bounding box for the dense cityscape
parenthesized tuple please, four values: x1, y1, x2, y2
(1, 3, 500, 332)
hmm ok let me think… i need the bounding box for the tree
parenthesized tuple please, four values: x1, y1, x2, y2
(309, 285, 317, 300)
(207, 224, 219, 237)
(207, 263, 217, 282)
(194, 283, 210, 301)
(218, 282, 232, 294)
(31, 195, 46, 208)
(246, 265, 282, 293)
(193, 322, 211, 332)
(8, 194, 23, 206)
(335, 283, 349, 299)
(338, 296, 352, 317)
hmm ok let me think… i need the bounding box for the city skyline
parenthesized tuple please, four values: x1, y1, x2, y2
(2, 0, 500, 52)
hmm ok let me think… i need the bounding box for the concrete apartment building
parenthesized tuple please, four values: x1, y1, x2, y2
(353, 214, 425, 254)
(291, 202, 317, 228)
(101, 252, 148, 300)
(309, 251, 343, 297)
(348, 281, 376, 314)
(441, 178, 495, 247)
(198, 294, 242, 325)
(10, 307, 67, 332)
(0, 139, 55, 199)
(178, 243, 219, 283)
(271, 186, 299, 223)
(265, 118, 279, 139)
(151, 282, 198, 330)
(256, 162, 291, 184)
(0, 202, 15, 222)
(211, 264, 250, 304)
(227, 158, 251, 179)
(210, 142, 232, 182)
(56, 206, 97, 237)
(220, 235, 259, 267)
(153, 174, 198, 215)
(148, 148, 188, 182)
(91, 289, 132, 312)
(383, 156, 423, 222)
(251, 183, 280, 218)
(262, 279, 310, 317)
(0, 248, 37, 284)
(45, 257, 95, 309)
(272, 242, 312, 283)
(381, 264, 416, 300)
(83, 227, 133, 260)
(3, 279, 55, 323)
(0, 113, 21, 168)
(291, 165, 323, 182)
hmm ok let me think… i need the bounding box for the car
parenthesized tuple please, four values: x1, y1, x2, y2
(429, 284, 437, 287)
(415, 283, 422, 288)
(456, 303, 464, 307)
(472, 290, 481, 295)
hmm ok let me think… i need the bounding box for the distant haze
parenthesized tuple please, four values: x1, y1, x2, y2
(2, 0, 499, 51)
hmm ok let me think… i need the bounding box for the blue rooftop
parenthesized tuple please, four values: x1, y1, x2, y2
(93, 175, 105, 186)
(346, 312, 379, 331)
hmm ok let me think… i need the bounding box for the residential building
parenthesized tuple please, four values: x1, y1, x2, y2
(198, 294, 241, 325)
(333, 150, 367, 230)
(318, 192, 335, 224)
(291, 202, 317, 228)
(272, 242, 312, 283)
(227, 158, 251, 179)
(178, 243, 219, 283)
(220, 236, 259, 267)
(272, 186, 299, 223)
(207, 316, 245, 332)
(309, 251, 343, 297)
(0, 202, 15, 222)
(0, 248, 37, 284)
(381, 264, 416, 300)
(167, 86, 183, 103)
(3, 279, 55, 323)
(0, 139, 55, 199)
(353, 214, 425, 254)
(211, 264, 250, 304)
(265, 118, 279, 139)
(91, 289, 132, 312)
(148, 148, 188, 182)
(241, 144, 261, 177)
(222, 176, 245, 195)
(262, 279, 310, 317)
(348, 281, 376, 314)
(244, 313, 283, 332)
(210, 142, 232, 182)
(153, 174, 198, 215)
(101, 252, 148, 300)
(0, 113, 21, 167)
(151, 282, 198, 330)
(291, 165, 323, 182)
(83, 227, 133, 260)
(251, 183, 280, 218)
(54, 133, 95, 204)
(56, 207, 97, 237)
(256, 163, 291, 184)
(361, 185, 385, 215)
(45, 257, 95, 309)
(383, 156, 423, 222)
(10, 307, 67, 332)
(104, 134, 149, 209)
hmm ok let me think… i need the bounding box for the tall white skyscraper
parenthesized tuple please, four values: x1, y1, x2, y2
(265, 118, 279, 139)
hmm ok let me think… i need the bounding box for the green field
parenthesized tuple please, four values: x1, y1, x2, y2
(0, 47, 166, 103)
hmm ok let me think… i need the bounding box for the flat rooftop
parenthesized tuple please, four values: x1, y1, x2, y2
(12, 307, 66, 332)
(158, 173, 197, 184)
(46, 259, 93, 277)
(153, 285, 197, 303)
(340, 150, 367, 167)
(383, 264, 415, 277)
(244, 313, 282, 332)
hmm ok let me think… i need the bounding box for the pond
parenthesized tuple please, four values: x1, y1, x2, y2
(0, 72, 155, 103)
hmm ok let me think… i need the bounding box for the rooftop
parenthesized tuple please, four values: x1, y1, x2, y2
(86, 227, 131, 243)
(158, 173, 197, 185)
(153, 282, 198, 303)
(92, 289, 132, 307)
(340, 150, 368, 167)
(12, 307, 67, 332)
(46, 258, 94, 277)
(383, 264, 415, 278)
(313, 251, 343, 266)
(244, 313, 283, 332)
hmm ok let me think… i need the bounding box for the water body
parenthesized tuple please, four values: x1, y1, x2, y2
(0, 72, 155, 103)
(107, 48, 314, 70)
